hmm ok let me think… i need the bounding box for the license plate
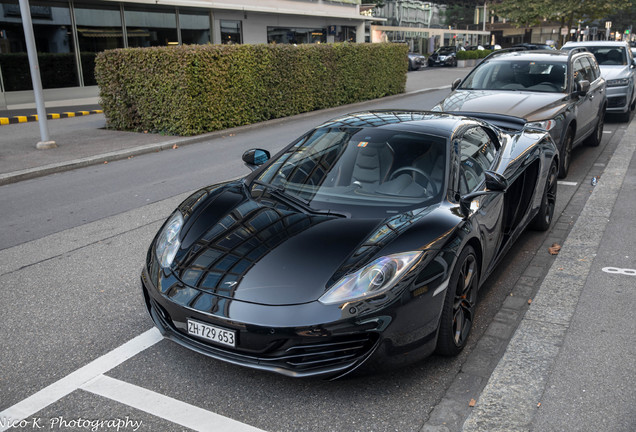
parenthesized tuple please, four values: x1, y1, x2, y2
(187, 319, 236, 347)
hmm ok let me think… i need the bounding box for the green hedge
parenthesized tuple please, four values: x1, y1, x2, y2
(95, 43, 408, 136)
(457, 49, 493, 60)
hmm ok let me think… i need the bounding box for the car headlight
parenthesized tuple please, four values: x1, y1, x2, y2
(439, 55, 447, 60)
(319, 251, 423, 305)
(526, 119, 557, 131)
(606, 78, 630, 87)
(155, 212, 184, 268)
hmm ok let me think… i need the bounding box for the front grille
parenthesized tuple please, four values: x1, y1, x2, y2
(608, 96, 627, 108)
(260, 335, 378, 370)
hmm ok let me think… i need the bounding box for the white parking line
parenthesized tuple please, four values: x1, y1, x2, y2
(82, 375, 265, 432)
(557, 181, 578, 186)
(0, 328, 162, 431)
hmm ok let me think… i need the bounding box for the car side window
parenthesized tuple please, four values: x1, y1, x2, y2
(572, 58, 590, 85)
(588, 56, 601, 80)
(458, 127, 497, 193)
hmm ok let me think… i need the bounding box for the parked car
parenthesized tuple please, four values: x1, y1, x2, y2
(141, 110, 558, 379)
(562, 40, 636, 121)
(428, 46, 464, 67)
(408, 52, 426, 71)
(433, 49, 606, 178)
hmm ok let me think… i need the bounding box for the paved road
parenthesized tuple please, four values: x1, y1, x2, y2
(0, 70, 631, 431)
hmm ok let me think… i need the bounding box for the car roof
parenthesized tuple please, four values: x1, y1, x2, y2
(485, 50, 571, 63)
(563, 41, 629, 48)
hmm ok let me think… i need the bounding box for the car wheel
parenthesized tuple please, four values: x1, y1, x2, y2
(436, 246, 479, 356)
(530, 160, 558, 231)
(586, 107, 605, 147)
(558, 128, 573, 179)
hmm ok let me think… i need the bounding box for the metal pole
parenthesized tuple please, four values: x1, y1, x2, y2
(18, 0, 56, 149)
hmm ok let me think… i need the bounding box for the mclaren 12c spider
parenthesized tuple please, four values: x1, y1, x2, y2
(141, 111, 559, 379)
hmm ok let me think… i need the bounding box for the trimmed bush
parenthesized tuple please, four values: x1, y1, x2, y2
(457, 49, 493, 60)
(95, 43, 408, 136)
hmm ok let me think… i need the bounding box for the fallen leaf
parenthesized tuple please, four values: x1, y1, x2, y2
(528, 299, 533, 305)
(537, 402, 541, 408)
(548, 243, 561, 255)
(469, 399, 476, 407)
(172, 144, 179, 149)
(103, 161, 108, 164)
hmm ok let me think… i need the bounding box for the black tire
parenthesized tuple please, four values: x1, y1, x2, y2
(530, 160, 558, 231)
(558, 128, 573, 179)
(586, 108, 605, 147)
(436, 246, 480, 356)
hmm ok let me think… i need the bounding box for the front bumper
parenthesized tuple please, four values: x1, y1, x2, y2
(141, 266, 443, 378)
(606, 85, 632, 113)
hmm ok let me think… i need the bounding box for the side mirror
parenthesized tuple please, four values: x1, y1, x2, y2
(484, 170, 508, 191)
(242, 148, 270, 171)
(451, 78, 462, 91)
(576, 79, 590, 95)
(459, 171, 508, 217)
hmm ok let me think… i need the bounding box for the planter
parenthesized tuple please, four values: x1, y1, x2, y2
(457, 59, 477, 68)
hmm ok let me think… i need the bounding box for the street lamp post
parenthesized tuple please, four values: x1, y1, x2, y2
(18, 0, 56, 149)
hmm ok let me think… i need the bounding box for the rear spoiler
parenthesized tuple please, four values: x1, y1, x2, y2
(449, 111, 527, 131)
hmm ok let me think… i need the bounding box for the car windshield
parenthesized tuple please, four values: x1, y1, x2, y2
(437, 47, 455, 54)
(459, 59, 567, 93)
(584, 46, 628, 66)
(253, 127, 447, 216)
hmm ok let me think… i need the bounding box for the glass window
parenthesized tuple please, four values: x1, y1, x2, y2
(267, 27, 326, 44)
(573, 58, 592, 84)
(0, 0, 78, 90)
(220, 20, 241, 45)
(74, 2, 124, 86)
(459, 127, 496, 193)
(125, 5, 178, 47)
(254, 126, 447, 218)
(461, 59, 566, 93)
(180, 10, 210, 45)
(335, 26, 356, 43)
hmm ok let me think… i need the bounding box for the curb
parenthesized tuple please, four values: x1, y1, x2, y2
(0, 86, 447, 186)
(0, 110, 103, 126)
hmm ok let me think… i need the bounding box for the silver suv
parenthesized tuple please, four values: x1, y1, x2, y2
(563, 41, 636, 121)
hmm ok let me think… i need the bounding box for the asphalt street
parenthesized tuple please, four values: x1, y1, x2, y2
(1, 67, 634, 432)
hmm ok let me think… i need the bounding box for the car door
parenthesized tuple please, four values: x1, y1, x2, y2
(581, 56, 605, 118)
(571, 57, 596, 139)
(456, 126, 504, 271)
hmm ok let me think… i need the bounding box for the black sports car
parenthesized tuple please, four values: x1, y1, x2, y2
(141, 111, 558, 379)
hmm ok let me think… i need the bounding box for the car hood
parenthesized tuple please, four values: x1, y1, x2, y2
(167, 183, 456, 306)
(436, 90, 568, 121)
(599, 65, 632, 80)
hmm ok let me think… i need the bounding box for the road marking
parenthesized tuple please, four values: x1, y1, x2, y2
(603, 130, 612, 134)
(0, 328, 162, 431)
(557, 181, 577, 186)
(82, 375, 265, 432)
(602, 267, 636, 276)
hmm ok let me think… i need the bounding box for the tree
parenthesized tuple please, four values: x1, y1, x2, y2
(491, 0, 633, 46)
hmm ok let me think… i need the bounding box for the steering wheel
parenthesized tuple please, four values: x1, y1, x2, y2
(389, 167, 438, 195)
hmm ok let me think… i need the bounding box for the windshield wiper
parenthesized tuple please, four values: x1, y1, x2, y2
(251, 180, 348, 218)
